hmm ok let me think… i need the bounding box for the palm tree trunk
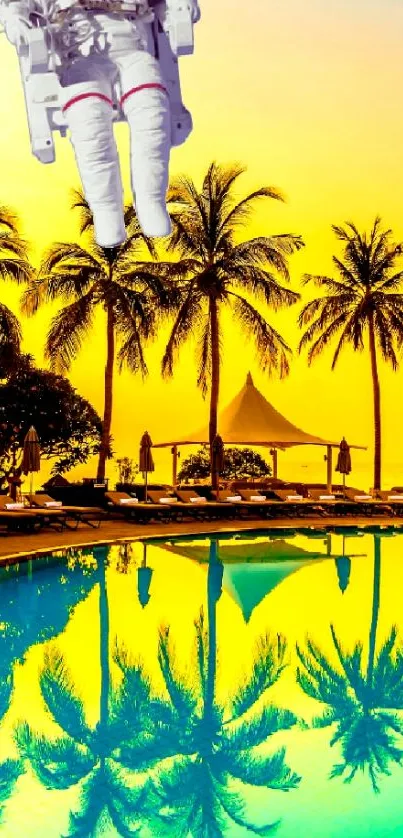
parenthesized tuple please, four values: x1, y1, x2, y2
(367, 534, 381, 687)
(209, 298, 220, 489)
(368, 313, 381, 491)
(99, 551, 110, 735)
(97, 299, 115, 481)
(205, 540, 221, 721)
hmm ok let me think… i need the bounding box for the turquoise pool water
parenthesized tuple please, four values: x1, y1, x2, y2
(0, 526, 402, 836)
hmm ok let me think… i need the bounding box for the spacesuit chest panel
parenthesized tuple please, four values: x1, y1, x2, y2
(55, 0, 153, 16)
(48, 0, 154, 59)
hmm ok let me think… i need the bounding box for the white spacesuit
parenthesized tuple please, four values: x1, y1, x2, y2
(0, 0, 200, 247)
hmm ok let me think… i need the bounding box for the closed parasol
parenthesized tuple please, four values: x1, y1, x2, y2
(336, 437, 352, 489)
(211, 434, 225, 495)
(22, 425, 41, 500)
(139, 431, 155, 500)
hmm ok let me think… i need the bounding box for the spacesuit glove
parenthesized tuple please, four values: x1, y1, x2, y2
(1, 1, 31, 48)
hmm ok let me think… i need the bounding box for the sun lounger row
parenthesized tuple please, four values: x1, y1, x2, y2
(104, 487, 403, 522)
(0, 493, 105, 533)
(0, 482, 401, 539)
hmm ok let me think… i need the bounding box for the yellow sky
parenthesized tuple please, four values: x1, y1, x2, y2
(1, 0, 403, 488)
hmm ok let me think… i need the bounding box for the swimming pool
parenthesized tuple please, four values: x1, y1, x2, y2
(0, 526, 402, 836)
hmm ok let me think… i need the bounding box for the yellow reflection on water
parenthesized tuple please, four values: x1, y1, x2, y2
(1, 530, 403, 836)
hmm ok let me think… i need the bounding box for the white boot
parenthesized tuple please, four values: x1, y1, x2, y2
(61, 86, 127, 248)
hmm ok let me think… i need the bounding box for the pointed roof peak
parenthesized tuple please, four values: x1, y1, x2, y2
(246, 372, 254, 386)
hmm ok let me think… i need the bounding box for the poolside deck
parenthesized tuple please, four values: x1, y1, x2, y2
(1, 515, 401, 562)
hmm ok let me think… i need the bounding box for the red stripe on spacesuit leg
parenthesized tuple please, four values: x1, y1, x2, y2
(120, 83, 168, 107)
(62, 93, 114, 113)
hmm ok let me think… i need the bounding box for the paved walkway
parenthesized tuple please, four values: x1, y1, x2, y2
(0, 515, 400, 563)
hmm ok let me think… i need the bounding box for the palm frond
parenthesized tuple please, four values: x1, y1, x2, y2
(0, 303, 22, 367)
(215, 780, 279, 836)
(44, 289, 96, 372)
(15, 722, 94, 790)
(229, 292, 292, 377)
(216, 186, 284, 245)
(226, 746, 301, 791)
(231, 633, 287, 718)
(225, 263, 300, 309)
(299, 307, 359, 365)
(0, 758, 23, 810)
(70, 189, 94, 236)
(162, 285, 205, 378)
(157, 625, 197, 720)
(223, 705, 298, 752)
(39, 648, 92, 744)
(225, 235, 303, 279)
(0, 206, 20, 235)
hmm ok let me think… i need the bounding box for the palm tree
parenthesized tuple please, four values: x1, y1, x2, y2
(15, 545, 156, 836)
(21, 193, 176, 480)
(298, 218, 403, 491)
(296, 535, 403, 793)
(0, 206, 33, 377)
(135, 540, 301, 836)
(140, 162, 303, 486)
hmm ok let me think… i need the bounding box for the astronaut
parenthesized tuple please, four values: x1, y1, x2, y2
(0, 0, 200, 248)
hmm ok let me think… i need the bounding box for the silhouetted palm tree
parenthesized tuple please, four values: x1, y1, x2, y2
(298, 218, 403, 490)
(140, 540, 301, 836)
(296, 535, 403, 792)
(142, 163, 303, 486)
(21, 193, 176, 480)
(15, 547, 155, 836)
(0, 206, 33, 376)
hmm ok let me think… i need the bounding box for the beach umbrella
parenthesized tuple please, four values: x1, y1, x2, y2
(211, 434, 224, 496)
(336, 437, 352, 489)
(22, 425, 40, 499)
(139, 431, 154, 501)
(137, 543, 153, 608)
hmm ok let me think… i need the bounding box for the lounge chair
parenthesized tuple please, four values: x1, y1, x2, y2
(342, 488, 392, 517)
(0, 495, 66, 531)
(174, 489, 229, 520)
(377, 490, 403, 514)
(105, 491, 172, 523)
(147, 489, 209, 521)
(0, 509, 43, 533)
(210, 489, 270, 519)
(306, 489, 357, 517)
(28, 493, 105, 529)
(271, 489, 328, 518)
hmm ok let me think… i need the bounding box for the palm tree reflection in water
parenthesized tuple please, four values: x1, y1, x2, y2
(145, 538, 301, 837)
(297, 534, 403, 793)
(15, 545, 155, 837)
(12, 539, 302, 836)
(0, 548, 102, 824)
(0, 674, 23, 824)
